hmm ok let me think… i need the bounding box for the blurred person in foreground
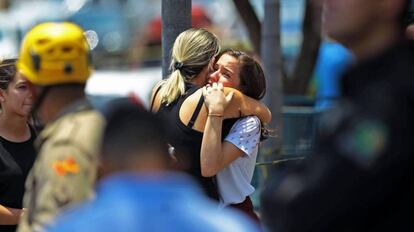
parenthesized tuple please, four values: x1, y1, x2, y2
(261, 0, 414, 231)
(16, 22, 105, 232)
(0, 59, 36, 231)
(46, 100, 260, 232)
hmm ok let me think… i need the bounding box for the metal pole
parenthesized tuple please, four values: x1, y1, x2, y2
(261, 0, 283, 161)
(161, 0, 191, 79)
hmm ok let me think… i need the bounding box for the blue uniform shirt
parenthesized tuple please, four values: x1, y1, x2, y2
(46, 172, 260, 232)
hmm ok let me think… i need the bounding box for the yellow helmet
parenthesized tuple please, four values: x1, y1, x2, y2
(17, 22, 92, 86)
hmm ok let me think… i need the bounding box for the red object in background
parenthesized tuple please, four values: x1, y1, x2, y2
(191, 5, 212, 28)
(145, 5, 212, 45)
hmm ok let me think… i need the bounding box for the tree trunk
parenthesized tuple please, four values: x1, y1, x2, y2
(284, 0, 321, 94)
(231, 0, 261, 53)
(233, 0, 321, 95)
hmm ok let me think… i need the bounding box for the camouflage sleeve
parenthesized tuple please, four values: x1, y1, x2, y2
(18, 143, 97, 232)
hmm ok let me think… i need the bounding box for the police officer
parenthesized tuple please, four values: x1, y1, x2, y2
(16, 22, 105, 232)
(261, 0, 414, 231)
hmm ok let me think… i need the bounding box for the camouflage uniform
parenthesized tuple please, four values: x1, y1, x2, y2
(18, 101, 104, 232)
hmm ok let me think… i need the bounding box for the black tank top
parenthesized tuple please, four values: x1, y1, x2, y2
(0, 125, 37, 232)
(156, 83, 237, 200)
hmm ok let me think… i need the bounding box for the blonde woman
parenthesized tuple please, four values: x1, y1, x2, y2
(150, 28, 271, 200)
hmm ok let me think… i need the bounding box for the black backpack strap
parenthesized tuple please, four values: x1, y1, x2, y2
(187, 94, 205, 128)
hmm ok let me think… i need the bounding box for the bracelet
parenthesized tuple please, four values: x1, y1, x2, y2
(208, 113, 223, 117)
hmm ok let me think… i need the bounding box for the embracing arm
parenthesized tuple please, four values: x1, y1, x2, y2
(200, 84, 247, 177)
(222, 87, 271, 124)
(201, 115, 246, 177)
(0, 204, 24, 225)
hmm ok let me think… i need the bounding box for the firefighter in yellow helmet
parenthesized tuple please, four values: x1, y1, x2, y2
(16, 22, 105, 232)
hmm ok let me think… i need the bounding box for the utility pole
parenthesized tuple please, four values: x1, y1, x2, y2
(161, 0, 191, 79)
(261, 0, 283, 161)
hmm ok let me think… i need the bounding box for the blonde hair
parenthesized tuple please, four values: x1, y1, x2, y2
(159, 28, 219, 104)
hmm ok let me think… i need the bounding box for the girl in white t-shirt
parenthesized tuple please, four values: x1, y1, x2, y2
(201, 50, 268, 224)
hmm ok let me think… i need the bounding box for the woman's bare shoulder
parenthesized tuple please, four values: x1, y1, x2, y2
(182, 88, 204, 107)
(180, 88, 207, 132)
(150, 80, 166, 112)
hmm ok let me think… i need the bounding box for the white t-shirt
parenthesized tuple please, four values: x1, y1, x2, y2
(217, 116, 261, 208)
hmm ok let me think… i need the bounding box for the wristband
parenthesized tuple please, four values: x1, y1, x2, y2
(208, 113, 223, 117)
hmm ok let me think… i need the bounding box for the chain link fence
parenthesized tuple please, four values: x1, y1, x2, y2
(252, 104, 322, 211)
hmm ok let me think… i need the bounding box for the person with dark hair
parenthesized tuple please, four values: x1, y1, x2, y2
(150, 28, 271, 200)
(200, 50, 267, 224)
(261, 0, 414, 231)
(0, 59, 36, 231)
(46, 100, 261, 232)
(16, 22, 105, 232)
